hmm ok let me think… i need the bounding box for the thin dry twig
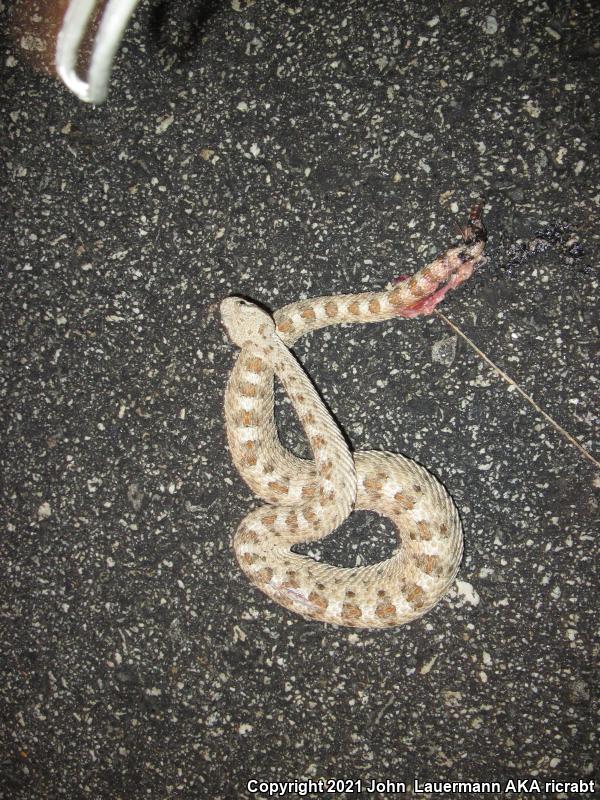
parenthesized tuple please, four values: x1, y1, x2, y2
(435, 311, 600, 471)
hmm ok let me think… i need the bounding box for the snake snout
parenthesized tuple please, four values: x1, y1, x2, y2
(462, 203, 487, 245)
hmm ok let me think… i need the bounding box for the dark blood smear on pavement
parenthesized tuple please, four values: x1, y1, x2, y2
(500, 221, 590, 279)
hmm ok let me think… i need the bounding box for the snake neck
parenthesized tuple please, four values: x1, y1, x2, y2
(273, 234, 486, 346)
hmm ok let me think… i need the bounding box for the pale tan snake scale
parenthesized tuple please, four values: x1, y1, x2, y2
(221, 208, 487, 628)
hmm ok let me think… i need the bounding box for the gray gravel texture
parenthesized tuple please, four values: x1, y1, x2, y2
(1, 0, 599, 798)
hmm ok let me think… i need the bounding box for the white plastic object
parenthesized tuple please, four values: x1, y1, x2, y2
(55, 0, 141, 103)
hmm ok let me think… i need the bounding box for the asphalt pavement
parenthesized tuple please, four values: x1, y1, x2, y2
(1, 1, 599, 797)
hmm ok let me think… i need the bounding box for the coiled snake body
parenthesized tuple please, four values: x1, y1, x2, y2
(221, 209, 487, 628)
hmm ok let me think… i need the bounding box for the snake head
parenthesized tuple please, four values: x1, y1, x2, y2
(459, 201, 487, 245)
(221, 296, 275, 347)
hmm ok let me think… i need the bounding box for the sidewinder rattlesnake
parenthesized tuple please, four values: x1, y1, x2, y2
(221, 206, 487, 628)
